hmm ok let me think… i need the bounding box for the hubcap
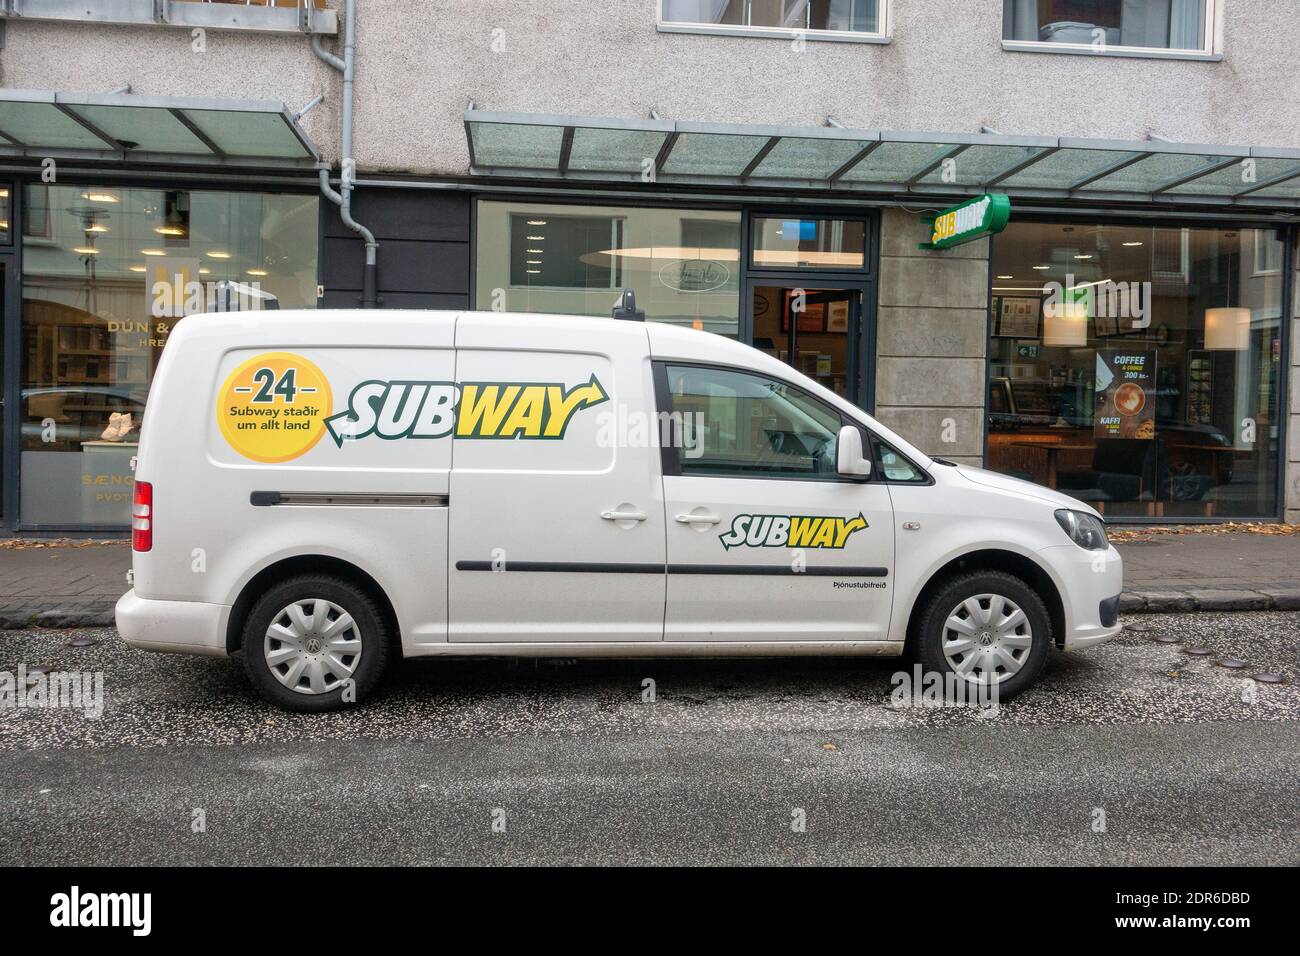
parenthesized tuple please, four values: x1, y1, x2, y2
(263, 598, 363, 696)
(941, 593, 1033, 686)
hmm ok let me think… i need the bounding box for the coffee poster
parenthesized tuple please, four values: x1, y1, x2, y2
(1095, 350, 1156, 439)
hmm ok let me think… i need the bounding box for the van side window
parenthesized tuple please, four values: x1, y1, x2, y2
(875, 439, 927, 482)
(659, 364, 843, 480)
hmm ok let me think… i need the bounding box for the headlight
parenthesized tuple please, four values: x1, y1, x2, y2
(1055, 509, 1109, 551)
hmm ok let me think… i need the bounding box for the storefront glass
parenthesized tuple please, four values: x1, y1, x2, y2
(20, 184, 319, 527)
(986, 220, 1286, 519)
(475, 200, 742, 336)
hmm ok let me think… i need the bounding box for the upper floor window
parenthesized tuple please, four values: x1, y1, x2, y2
(1003, 0, 1217, 58)
(659, 0, 887, 42)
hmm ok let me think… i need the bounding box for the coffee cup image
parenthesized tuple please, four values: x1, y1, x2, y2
(1114, 382, 1146, 416)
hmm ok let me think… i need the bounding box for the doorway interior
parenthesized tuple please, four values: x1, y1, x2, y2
(740, 211, 877, 411)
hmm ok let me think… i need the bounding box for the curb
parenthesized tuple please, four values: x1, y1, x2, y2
(1121, 587, 1300, 615)
(0, 603, 117, 630)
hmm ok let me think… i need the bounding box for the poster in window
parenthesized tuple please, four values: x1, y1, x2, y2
(1095, 350, 1156, 439)
(826, 299, 849, 333)
(994, 296, 1041, 338)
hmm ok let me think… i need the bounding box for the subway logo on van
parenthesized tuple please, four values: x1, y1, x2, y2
(719, 513, 868, 550)
(322, 375, 608, 446)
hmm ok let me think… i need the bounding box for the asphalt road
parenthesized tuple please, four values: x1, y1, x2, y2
(2, 612, 1297, 865)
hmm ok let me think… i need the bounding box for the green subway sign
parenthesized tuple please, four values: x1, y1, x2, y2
(920, 193, 1012, 250)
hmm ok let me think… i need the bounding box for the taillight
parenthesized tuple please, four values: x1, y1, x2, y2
(132, 481, 153, 552)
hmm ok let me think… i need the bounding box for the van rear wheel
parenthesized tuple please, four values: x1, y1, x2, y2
(914, 570, 1050, 702)
(241, 574, 390, 712)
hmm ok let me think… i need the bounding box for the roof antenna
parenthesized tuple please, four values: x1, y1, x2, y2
(612, 288, 645, 322)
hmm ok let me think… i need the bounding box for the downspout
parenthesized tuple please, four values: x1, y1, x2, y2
(311, 0, 378, 307)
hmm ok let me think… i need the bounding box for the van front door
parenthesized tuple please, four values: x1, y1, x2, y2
(447, 316, 666, 643)
(656, 362, 894, 643)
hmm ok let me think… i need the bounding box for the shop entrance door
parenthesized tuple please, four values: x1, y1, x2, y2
(746, 280, 872, 409)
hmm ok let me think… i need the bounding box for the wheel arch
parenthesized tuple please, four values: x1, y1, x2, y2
(903, 549, 1066, 651)
(225, 554, 401, 654)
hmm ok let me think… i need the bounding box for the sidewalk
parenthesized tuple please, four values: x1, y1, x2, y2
(2, 530, 1299, 629)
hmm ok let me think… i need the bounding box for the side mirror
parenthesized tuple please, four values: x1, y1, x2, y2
(836, 425, 872, 479)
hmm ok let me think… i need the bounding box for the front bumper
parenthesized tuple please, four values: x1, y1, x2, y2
(1036, 543, 1124, 652)
(115, 589, 230, 657)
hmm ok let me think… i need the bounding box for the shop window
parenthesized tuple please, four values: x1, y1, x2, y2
(985, 221, 1285, 520)
(1002, 0, 1216, 56)
(750, 216, 867, 270)
(0, 186, 10, 243)
(660, 0, 885, 40)
(19, 184, 319, 528)
(477, 200, 741, 336)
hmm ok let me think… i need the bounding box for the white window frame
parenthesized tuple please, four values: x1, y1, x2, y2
(1000, 0, 1223, 62)
(657, 0, 891, 44)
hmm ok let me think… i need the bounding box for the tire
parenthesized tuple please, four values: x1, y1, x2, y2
(913, 570, 1051, 702)
(241, 574, 391, 712)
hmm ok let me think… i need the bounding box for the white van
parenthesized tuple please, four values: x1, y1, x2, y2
(116, 309, 1123, 711)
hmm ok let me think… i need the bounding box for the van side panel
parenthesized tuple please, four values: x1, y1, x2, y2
(131, 310, 457, 653)
(446, 313, 666, 644)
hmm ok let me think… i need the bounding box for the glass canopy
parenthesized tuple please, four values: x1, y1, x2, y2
(465, 109, 1300, 207)
(0, 89, 318, 166)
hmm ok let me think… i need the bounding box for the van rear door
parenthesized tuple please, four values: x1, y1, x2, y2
(447, 314, 666, 643)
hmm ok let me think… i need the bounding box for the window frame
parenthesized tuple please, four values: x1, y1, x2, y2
(1000, 0, 1223, 61)
(657, 0, 892, 44)
(653, 359, 931, 485)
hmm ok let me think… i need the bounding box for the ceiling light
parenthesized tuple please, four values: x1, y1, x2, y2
(72, 246, 99, 255)
(246, 268, 268, 277)
(1032, 264, 1050, 271)
(206, 251, 232, 259)
(128, 265, 147, 273)
(526, 260, 542, 265)
(199, 267, 211, 275)
(154, 225, 186, 236)
(526, 219, 547, 226)
(526, 269, 541, 275)
(81, 191, 119, 203)
(1074, 254, 1093, 260)
(996, 274, 1014, 280)
(1122, 241, 1144, 247)
(140, 248, 166, 256)
(526, 235, 545, 241)
(526, 248, 544, 254)
(85, 224, 109, 234)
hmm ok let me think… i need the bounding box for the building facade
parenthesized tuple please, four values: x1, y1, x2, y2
(0, 0, 1297, 531)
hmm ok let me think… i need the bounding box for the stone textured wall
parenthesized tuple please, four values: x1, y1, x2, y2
(874, 208, 989, 467)
(2, 1, 1300, 174)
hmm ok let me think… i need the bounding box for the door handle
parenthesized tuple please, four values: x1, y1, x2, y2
(675, 512, 721, 525)
(601, 509, 648, 522)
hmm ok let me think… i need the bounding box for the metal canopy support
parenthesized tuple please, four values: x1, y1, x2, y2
(557, 126, 575, 174)
(907, 143, 969, 186)
(461, 108, 1300, 207)
(740, 136, 781, 180)
(1152, 156, 1244, 194)
(985, 145, 1059, 187)
(829, 139, 882, 184)
(1067, 153, 1148, 191)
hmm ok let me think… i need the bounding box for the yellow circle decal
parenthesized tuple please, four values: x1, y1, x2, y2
(217, 352, 333, 463)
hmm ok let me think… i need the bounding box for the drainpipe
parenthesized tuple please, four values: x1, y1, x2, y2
(311, 0, 378, 308)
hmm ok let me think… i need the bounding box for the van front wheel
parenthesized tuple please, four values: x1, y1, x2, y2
(241, 574, 390, 712)
(915, 570, 1050, 701)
